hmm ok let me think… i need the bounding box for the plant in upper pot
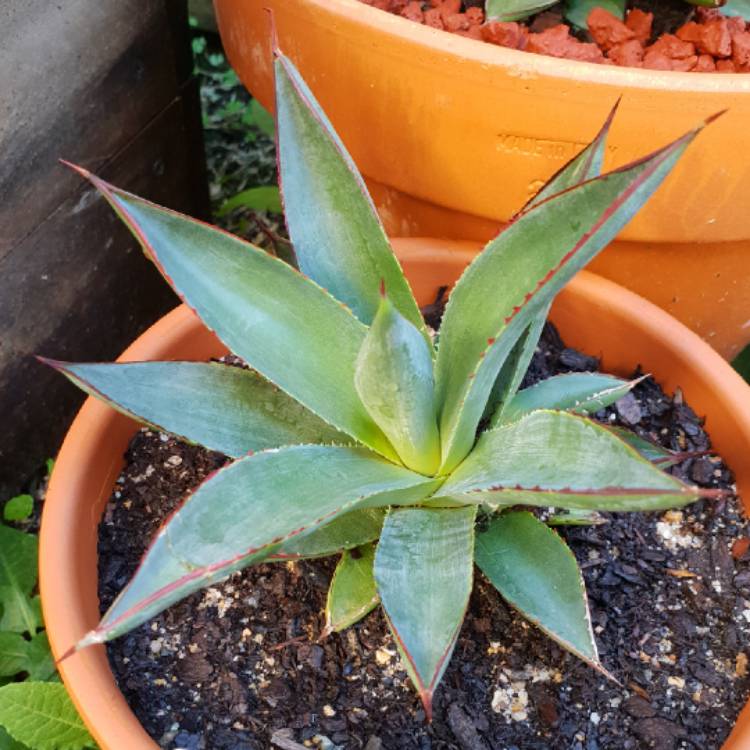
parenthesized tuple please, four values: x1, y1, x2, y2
(43, 45, 722, 718)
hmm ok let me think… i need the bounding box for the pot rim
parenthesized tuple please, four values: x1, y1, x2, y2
(313, 0, 750, 92)
(40, 262, 750, 749)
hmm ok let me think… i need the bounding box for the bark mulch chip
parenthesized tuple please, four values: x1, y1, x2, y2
(99, 321, 750, 749)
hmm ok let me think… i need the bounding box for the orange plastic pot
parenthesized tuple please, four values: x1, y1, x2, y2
(213, 0, 750, 360)
(41, 240, 750, 749)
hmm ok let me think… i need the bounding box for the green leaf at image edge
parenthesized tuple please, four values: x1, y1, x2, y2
(0, 726, 27, 750)
(0, 526, 40, 635)
(0, 683, 94, 750)
(0, 633, 28, 678)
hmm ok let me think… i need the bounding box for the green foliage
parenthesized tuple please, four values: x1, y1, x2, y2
(2, 498, 32, 523)
(48, 47, 717, 718)
(193, 32, 282, 252)
(0, 684, 94, 750)
(216, 186, 281, 217)
(0, 526, 40, 636)
(0, 495, 92, 749)
(485, 0, 557, 22)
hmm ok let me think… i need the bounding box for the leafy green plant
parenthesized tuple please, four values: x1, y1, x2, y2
(44, 46, 721, 717)
(0, 488, 95, 749)
(485, 0, 739, 29)
(193, 30, 282, 246)
(2, 496, 33, 523)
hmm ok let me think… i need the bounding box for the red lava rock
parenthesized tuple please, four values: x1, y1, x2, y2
(588, 7, 635, 51)
(733, 31, 750, 69)
(647, 34, 696, 60)
(444, 12, 469, 32)
(727, 15, 747, 38)
(424, 7, 444, 29)
(399, 1, 423, 23)
(456, 25, 483, 40)
(643, 33, 697, 69)
(432, 0, 460, 15)
(527, 24, 605, 63)
(702, 18, 733, 57)
(732, 537, 750, 560)
(693, 53, 717, 72)
(465, 6, 483, 26)
(529, 9, 564, 33)
(676, 21, 703, 46)
(482, 21, 529, 50)
(371, 0, 747, 73)
(642, 50, 674, 70)
(625, 8, 653, 44)
(672, 55, 699, 72)
(608, 38, 645, 67)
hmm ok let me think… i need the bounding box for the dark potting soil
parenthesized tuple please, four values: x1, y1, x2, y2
(98, 321, 750, 750)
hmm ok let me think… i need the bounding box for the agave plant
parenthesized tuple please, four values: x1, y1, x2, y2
(45, 46, 721, 718)
(486, 0, 732, 28)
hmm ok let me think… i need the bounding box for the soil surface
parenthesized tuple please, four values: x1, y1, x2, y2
(99, 321, 750, 750)
(360, 0, 750, 72)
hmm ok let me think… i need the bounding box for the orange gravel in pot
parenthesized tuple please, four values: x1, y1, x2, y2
(360, 1, 750, 71)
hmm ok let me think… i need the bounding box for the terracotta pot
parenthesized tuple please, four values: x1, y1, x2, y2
(41, 240, 750, 748)
(213, 0, 750, 360)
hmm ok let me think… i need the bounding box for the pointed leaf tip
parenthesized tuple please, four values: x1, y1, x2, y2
(264, 6, 281, 56)
(704, 109, 728, 127)
(35, 355, 62, 370)
(59, 159, 91, 179)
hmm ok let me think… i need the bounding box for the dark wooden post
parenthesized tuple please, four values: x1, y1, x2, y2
(0, 0, 210, 496)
